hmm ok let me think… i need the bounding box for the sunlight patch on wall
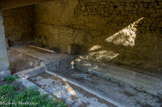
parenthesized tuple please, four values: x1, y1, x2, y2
(89, 45, 102, 51)
(105, 17, 144, 47)
(88, 50, 119, 61)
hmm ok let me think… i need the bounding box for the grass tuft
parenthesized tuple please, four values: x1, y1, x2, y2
(2, 75, 19, 83)
(0, 84, 67, 107)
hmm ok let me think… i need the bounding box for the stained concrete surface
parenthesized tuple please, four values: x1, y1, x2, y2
(47, 69, 162, 107)
(29, 72, 115, 107)
(10, 46, 115, 106)
(9, 46, 162, 107)
(75, 59, 162, 97)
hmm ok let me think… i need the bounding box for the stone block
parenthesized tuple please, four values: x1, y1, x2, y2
(59, 59, 68, 69)
(45, 61, 59, 71)
(107, 65, 134, 78)
(133, 73, 161, 86)
(75, 59, 162, 96)
(16, 66, 45, 78)
(0, 70, 11, 78)
(59, 57, 73, 71)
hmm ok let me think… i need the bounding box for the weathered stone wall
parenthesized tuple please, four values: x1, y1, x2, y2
(34, 0, 162, 71)
(2, 5, 34, 46)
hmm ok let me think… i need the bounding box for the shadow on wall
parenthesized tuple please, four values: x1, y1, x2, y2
(86, 18, 143, 63)
(88, 17, 144, 60)
(2, 5, 35, 46)
(85, 16, 161, 71)
(34, 0, 162, 71)
(74, 1, 162, 71)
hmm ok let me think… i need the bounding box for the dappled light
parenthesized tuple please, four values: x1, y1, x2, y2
(89, 45, 102, 51)
(105, 17, 144, 47)
(64, 82, 77, 97)
(86, 18, 144, 62)
(88, 50, 119, 61)
(84, 17, 148, 64)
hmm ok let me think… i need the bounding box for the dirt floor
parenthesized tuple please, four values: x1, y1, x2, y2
(8, 49, 41, 74)
(8, 46, 71, 74)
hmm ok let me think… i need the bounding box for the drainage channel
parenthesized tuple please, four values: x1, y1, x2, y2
(28, 71, 115, 107)
(45, 69, 161, 107)
(18, 57, 161, 107)
(12, 46, 162, 107)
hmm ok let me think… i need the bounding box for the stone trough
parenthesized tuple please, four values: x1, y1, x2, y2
(9, 46, 162, 107)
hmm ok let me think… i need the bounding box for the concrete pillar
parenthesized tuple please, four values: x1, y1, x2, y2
(0, 11, 11, 77)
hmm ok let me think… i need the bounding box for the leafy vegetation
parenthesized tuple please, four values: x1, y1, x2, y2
(0, 76, 67, 107)
(2, 75, 19, 83)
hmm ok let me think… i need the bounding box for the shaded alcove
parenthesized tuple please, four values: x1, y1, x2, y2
(1, 0, 162, 106)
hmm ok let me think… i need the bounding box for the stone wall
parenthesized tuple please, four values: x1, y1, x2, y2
(35, 0, 161, 71)
(2, 5, 34, 46)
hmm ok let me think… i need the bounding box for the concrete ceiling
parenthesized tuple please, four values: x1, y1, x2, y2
(0, 0, 54, 10)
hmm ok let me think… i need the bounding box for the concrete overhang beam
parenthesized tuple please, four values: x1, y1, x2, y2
(0, 0, 54, 10)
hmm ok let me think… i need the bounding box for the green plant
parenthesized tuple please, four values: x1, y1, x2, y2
(2, 75, 19, 83)
(0, 85, 67, 107)
(0, 84, 17, 97)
